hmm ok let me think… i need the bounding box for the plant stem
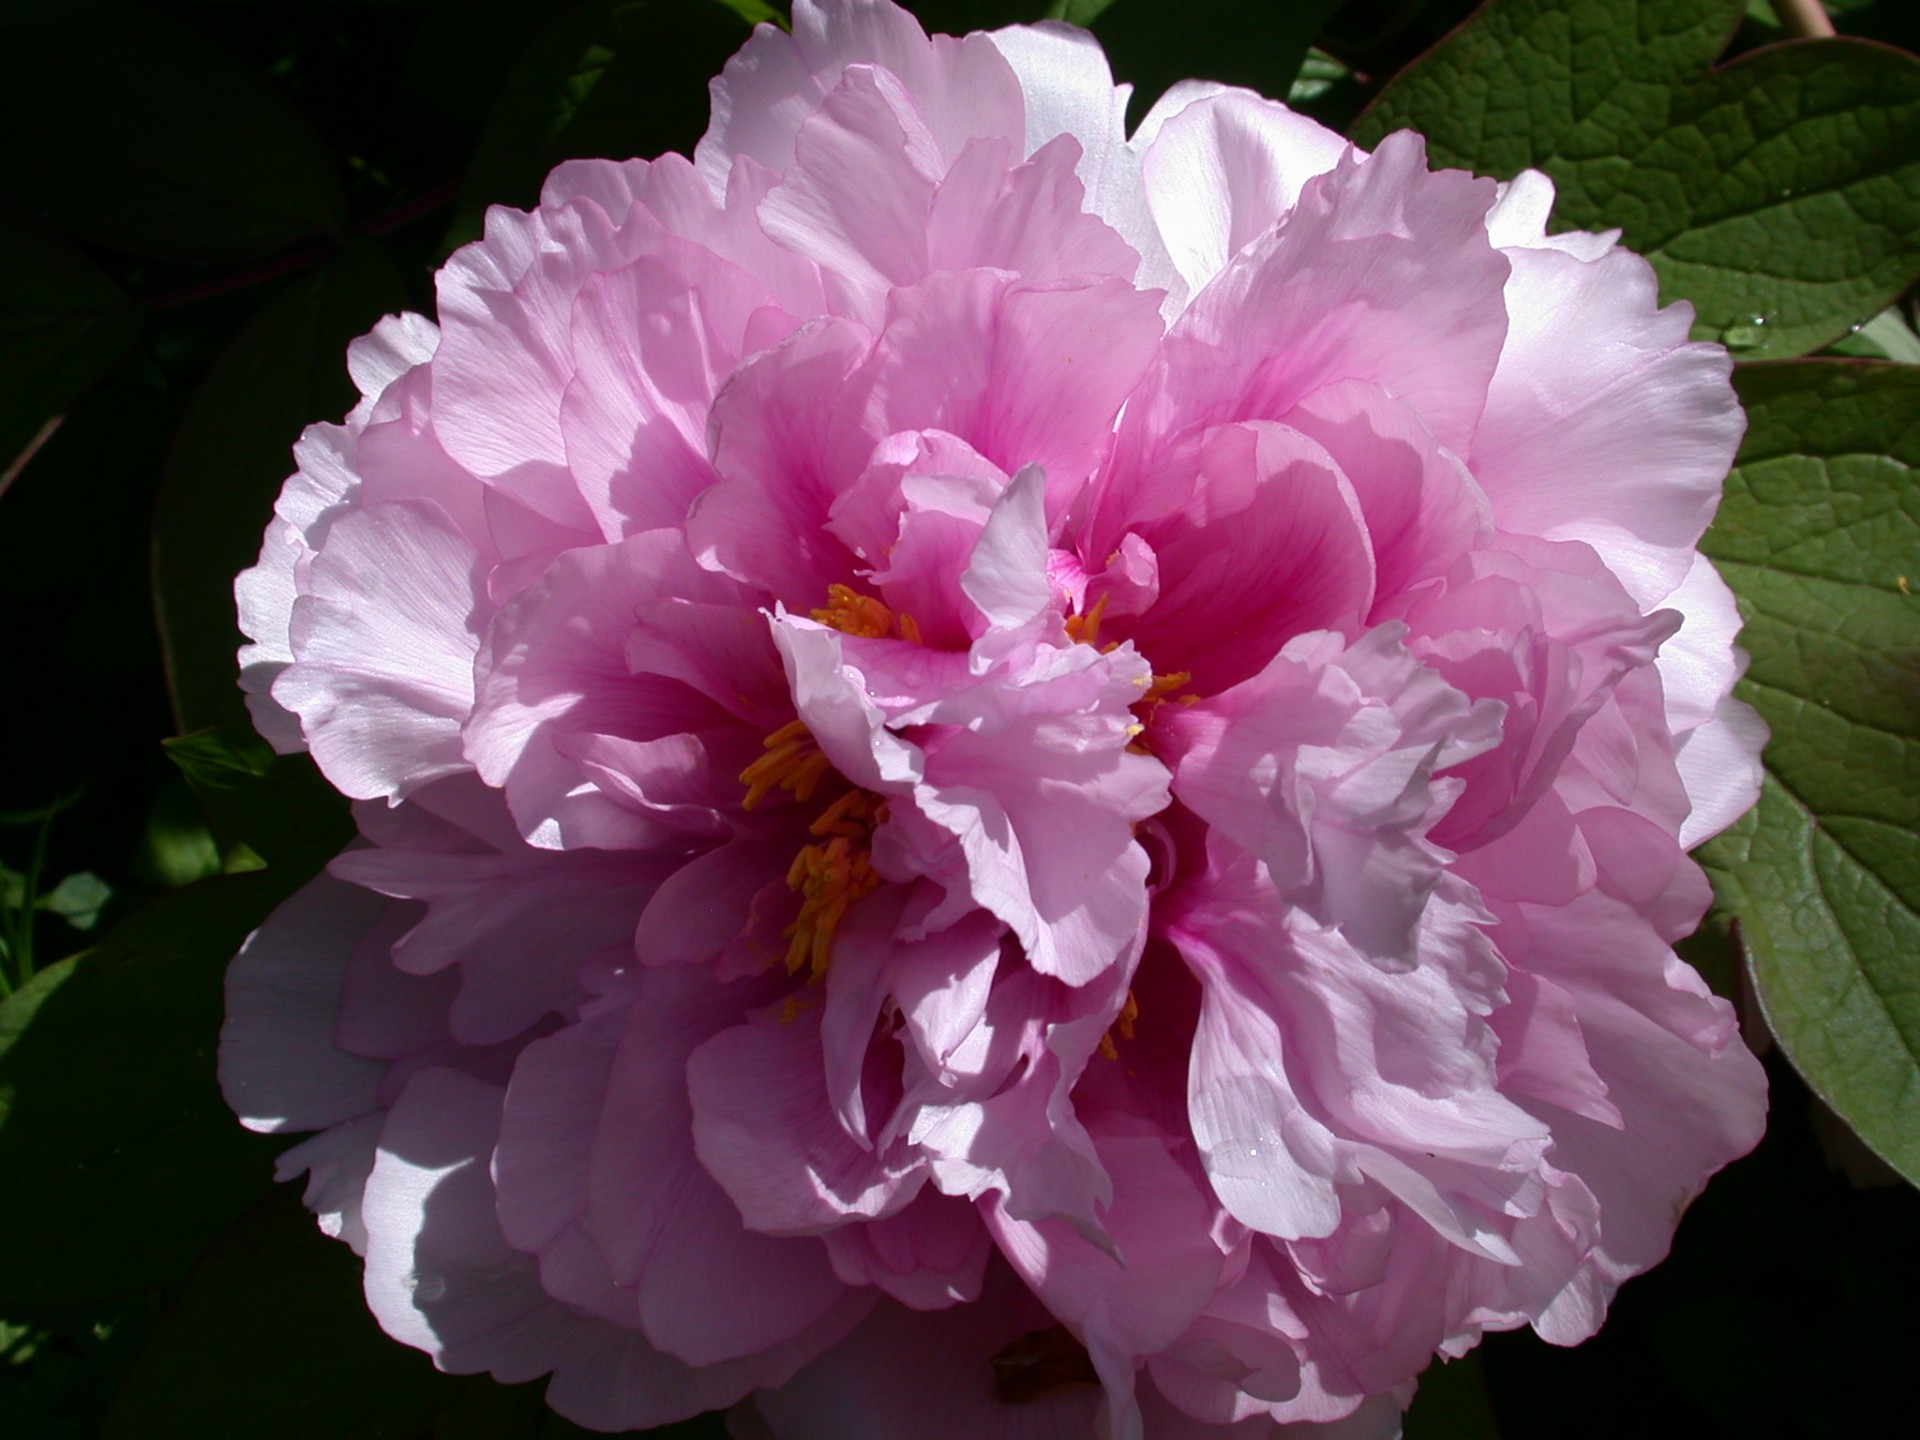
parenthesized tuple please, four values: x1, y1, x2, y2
(4, 812, 52, 992)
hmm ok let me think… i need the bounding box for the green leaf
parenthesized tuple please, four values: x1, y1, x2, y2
(444, 0, 760, 251)
(0, 220, 143, 484)
(163, 726, 279, 791)
(38, 874, 111, 932)
(1046, 0, 1115, 22)
(0, 2, 345, 264)
(0, 1299, 161, 1440)
(0, 874, 300, 1309)
(1353, 0, 1920, 360)
(134, 782, 225, 892)
(1289, 47, 1353, 107)
(1826, 305, 1920, 363)
(98, 1192, 568, 1440)
(152, 238, 407, 740)
(1697, 360, 1920, 1187)
(716, 0, 785, 23)
(162, 727, 351, 884)
(150, 246, 389, 885)
(1060, 0, 1344, 123)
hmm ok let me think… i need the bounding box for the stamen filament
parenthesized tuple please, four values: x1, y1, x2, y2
(813, 582, 896, 638)
(740, 720, 834, 809)
(1063, 593, 1109, 648)
(1097, 989, 1141, 1061)
(781, 833, 882, 983)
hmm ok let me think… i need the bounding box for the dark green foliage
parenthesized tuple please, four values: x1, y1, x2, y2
(445, 0, 760, 248)
(1052, 0, 1346, 124)
(1355, 0, 1920, 358)
(1700, 361, 1920, 1185)
(0, 2, 347, 264)
(0, 876, 294, 1310)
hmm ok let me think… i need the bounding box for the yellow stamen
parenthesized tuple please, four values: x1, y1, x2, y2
(1097, 989, 1140, 1061)
(739, 719, 834, 810)
(811, 582, 924, 645)
(810, 788, 882, 838)
(813, 582, 896, 638)
(1126, 669, 1194, 747)
(742, 702, 890, 982)
(1063, 593, 1109, 648)
(781, 834, 883, 983)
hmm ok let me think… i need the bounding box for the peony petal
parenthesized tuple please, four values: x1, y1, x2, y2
(362, 1065, 866, 1432)
(987, 1128, 1226, 1360)
(467, 530, 762, 849)
(637, 833, 800, 968)
(691, 317, 874, 607)
(988, 18, 1182, 309)
(1282, 380, 1490, 610)
(1490, 890, 1766, 1284)
(689, 1008, 923, 1234)
(1180, 925, 1343, 1242)
(587, 966, 860, 1366)
(1134, 131, 1508, 464)
(915, 720, 1162, 986)
(820, 1187, 991, 1310)
(699, 0, 1026, 189)
(559, 244, 780, 538)
(1136, 87, 1348, 297)
(221, 874, 389, 1134)
(274, 1114, 384, 1255)
(1123, 422, 1376, 694)
(1650, 553, 1765, 847)
(1471, 244, 1743, 609)
(237, 408, 386, 754)
(927, 134, 1140, 286)
(852, 269, 1164, 528)
(276, 499, 485, 800)
(495, 1007, 628, 1257)
(328, 843, 662, 1046)
(1673, 695, 1768, 850)
(754, 1259, 1101, 1440)
(430, 201, 631, 533)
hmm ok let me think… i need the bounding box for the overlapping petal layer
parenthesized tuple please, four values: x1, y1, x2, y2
(226, 3, 1767, 1436)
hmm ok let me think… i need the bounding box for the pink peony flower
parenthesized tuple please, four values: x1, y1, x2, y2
(222, 2, 1769, 1435)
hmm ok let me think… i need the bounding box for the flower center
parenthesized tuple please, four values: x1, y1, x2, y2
(1063, 593, 1193, 747)
(1062, 595, 1165, 1057)
(1096, 989, 1139, 1061)
(813, 581, 922, 645)
(782, 791, 885, 982)
(740, 722, 886, 983)
(738, 584, 918, 983)
(1062, 592, 1109, 647)
(739, 718, 834, 810)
